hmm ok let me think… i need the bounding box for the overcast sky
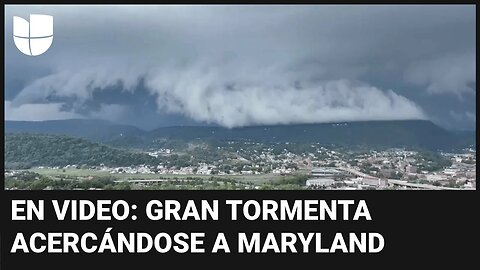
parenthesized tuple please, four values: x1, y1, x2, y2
(4, 5, 476, 130)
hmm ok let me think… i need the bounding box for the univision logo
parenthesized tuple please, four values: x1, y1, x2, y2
(13, 14, 53, 56)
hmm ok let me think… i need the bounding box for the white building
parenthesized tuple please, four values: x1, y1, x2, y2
(306, 178, 335, 187)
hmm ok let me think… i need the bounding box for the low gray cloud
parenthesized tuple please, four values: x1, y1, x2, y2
(144, 64, 425, 127)
(404, 53, 475, 96)
(7, 60, 426, 128)
(4, 100, 83, 121)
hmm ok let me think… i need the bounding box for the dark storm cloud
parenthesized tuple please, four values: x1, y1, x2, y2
(4, 5, 476, 129)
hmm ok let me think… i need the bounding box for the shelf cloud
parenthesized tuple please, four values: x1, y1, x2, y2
(4, 5, 475, 129)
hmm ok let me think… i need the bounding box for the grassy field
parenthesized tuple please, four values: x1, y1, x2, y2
(28, 168, 308, 184)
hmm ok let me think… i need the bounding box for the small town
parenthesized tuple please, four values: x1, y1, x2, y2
(5, 143, 476, 190)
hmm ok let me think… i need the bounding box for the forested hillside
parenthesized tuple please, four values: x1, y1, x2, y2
(5, 133, 158, 169)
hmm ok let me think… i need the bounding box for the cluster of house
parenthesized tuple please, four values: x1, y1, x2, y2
(304, 149, 476, 190)
(13, 144, 475, 190)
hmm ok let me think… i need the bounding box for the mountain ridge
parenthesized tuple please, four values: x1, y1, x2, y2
(5, 119, 475, 150)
